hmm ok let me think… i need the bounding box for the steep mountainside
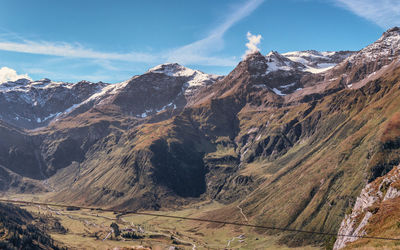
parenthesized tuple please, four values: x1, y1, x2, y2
(0, 120, 44, 179)
(1, 28, 400, 248)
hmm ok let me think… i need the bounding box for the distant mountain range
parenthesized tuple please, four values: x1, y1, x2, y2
(2, 27, 400, 249)
(0, 48, 352, 129)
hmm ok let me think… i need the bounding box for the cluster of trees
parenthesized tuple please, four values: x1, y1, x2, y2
(65, 206, 80, 211)
(110, 223, 145, 240)
(0, 203, 64, 249)
(121, 231, 145, 239)
(110, 222, 120, 237)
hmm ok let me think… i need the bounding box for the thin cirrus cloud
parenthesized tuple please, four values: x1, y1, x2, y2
(0, 40, 157, 63)
(0, 0, 264, 69)
(335, 0, 400, 29)
(166, 0, 264, 66)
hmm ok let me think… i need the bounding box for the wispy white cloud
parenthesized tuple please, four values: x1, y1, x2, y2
(0, 40, 157, 63)
(0, 67, 31, 83)
(0, 0, 264, 81)
(0, 34, 236, 68)
(167, 0, 264, 66)
(243, 31, 262, 58)
(334, 0, 400, 29)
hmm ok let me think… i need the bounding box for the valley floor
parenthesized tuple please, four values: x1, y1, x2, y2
(0, 192, 320, 249)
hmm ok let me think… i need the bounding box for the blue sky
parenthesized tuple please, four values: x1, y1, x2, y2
(0, 0, 397, 83)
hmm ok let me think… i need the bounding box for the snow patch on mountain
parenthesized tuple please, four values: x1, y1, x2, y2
(83, 79, 129, 104)
(271, 82, 301, 96)
(305, 65, 335, 74)
(272, 88, 285, 96)
(0, 78, 107, 128)
(283, 50, 353, 73)
(347, 27, 400, 64)
(265, 51, 305, 73)
(148, 63, 221, 94)
(259, 50, 353, 75)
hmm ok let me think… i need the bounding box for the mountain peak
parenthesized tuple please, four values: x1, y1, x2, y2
(264, 50, 305, 73)
(384, 26, 400, 35)
(236, 50, 301, 76)
(377, 26, 400, 43)
(242, 51, 265, 61)
(148, 63, 191, 76)
(347, 26, 400, 66)
(38, 78, 51, 83)
(0, 77, 31, 86)
(266, 50, 281, 58)
(147, 62, 220, 88)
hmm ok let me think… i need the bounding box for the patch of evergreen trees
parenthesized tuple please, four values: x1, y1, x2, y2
(0, 203, 64, 249)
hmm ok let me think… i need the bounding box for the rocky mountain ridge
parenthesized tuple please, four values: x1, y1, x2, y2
(0, 49, 353, 130)
(0, 78, 106, 129)
(0, 64, 222, 129)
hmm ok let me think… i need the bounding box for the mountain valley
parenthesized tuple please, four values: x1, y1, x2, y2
(2, 28, 400, 249)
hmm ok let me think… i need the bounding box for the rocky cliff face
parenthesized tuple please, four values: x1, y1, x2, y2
(334, 165, 400, 249)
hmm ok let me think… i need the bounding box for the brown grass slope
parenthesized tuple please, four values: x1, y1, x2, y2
(229, 63, 400, 246)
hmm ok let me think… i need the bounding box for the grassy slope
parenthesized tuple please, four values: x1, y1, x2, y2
(232, 68, 400, 246)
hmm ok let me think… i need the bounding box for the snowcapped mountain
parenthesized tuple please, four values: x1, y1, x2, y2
(65, 63, 223, 119)
(283, 50, 355, 73)
(147, 63, 222, 96)
(264, 51, 306, 73)
(324, 27, 400, 88)
(0, 63, 223, 129)
(108, 63, 222, 118)
(0, 78, 106, 129)
(348, 27, 400, 64)
(0, 50, 354, 129)
(235, 51, 305, 96)
(230, 49, 353, 97)
(259, 50, 355, 75)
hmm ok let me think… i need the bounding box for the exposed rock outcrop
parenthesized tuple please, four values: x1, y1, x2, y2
(334, 165, 400, 249)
